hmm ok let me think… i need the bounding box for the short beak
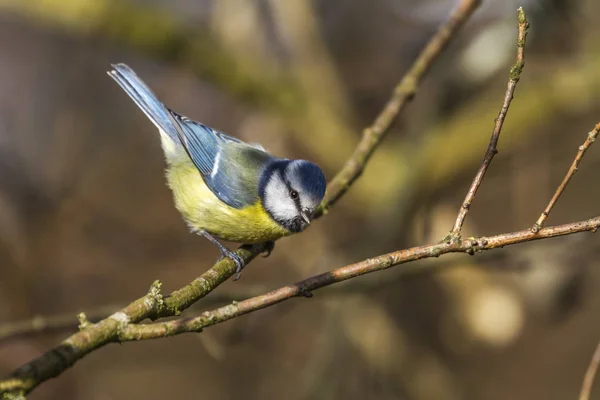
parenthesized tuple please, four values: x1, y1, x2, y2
(301, 209, 312, 225)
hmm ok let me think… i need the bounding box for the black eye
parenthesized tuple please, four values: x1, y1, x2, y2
(289, 189, 299, 199)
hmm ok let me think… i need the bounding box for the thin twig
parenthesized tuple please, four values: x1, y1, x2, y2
(579, 338, 600, 400)
(451, 7, 529, 236)
(532, 123, 600, 232)
(0, 306, 119, 344)
(0, 286, 277, 344)
(315, 0, 481, 217)
(116, 217, 600, 341)
(0, 2, 483, 396)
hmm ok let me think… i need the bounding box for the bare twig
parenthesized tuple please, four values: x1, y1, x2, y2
(532, 123, 600, 232)
(0, 1, 483, 396)
(0, 306, 119, 344)
(315, 0, 481, 217)
(451, 7, 529, 236)
(579, 338, 600, 400)
(115, 217, 600, 341)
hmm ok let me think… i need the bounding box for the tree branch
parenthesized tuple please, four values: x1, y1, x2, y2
(451, 7, 529, 235)
(114, 217, 600, 341)
(532, 123, 600, 232)
(0, 245, 267, 396)
(315, 0, 482, 217)
(0, 0, 483, 396)
(0, 286, 277, 344)
(579, 337, 600, 400)
(0, 306, 119, 344)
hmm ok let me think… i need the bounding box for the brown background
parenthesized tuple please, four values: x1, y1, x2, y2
(1, 0, 600, 399)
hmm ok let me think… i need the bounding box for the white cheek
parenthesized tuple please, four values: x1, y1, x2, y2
(264, 174, 297, 220)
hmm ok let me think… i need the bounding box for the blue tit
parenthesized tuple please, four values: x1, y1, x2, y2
(107, 64, 326, 277)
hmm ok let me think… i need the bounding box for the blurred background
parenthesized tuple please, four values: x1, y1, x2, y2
(0, 0, 599, 399)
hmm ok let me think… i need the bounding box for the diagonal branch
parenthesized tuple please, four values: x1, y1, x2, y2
(0, 0, 483, 396)
(0, 286, 276, 344)
(114, 217, 600, 341)
(315, 0, 482, 217)
(579, 337, 600, 400)
(451, 7, 529, 236)
(532, 123, 600, 232)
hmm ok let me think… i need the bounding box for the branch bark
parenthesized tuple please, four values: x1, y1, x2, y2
(0, 0, 483, 396)
(533, 123, 600, 232)
(115, 217, 600, 341)
(0, 286, 275, 344)
(0, 306, 119, 344)
(451, 7, 529, 235)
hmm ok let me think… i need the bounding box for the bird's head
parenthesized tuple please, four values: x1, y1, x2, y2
(259, 160, 326, 233)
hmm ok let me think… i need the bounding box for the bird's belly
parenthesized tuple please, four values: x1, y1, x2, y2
(166, 162, 290, 243)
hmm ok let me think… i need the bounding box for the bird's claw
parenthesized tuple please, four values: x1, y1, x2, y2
(262, 241, 275, 258)
(232, 253, 246, 280)
(217, 249, 246, 280)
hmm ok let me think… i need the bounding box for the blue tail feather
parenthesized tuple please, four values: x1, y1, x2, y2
(107, 63, 179, 143)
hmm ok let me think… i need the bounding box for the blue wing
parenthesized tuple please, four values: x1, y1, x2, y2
(169, 112, 275, 208)
(108, 63, 274, 209)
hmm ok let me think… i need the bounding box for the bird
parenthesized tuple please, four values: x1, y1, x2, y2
(107, 64, 326, 278)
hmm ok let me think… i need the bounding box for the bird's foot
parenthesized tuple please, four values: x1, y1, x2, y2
(199, 230, 246, 280)
(216, 248, 246, 280)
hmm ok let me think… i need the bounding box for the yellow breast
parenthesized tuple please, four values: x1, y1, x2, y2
(165, 160, 291, 243)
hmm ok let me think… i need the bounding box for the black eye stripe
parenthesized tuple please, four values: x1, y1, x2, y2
(284, 180, 302, 211)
